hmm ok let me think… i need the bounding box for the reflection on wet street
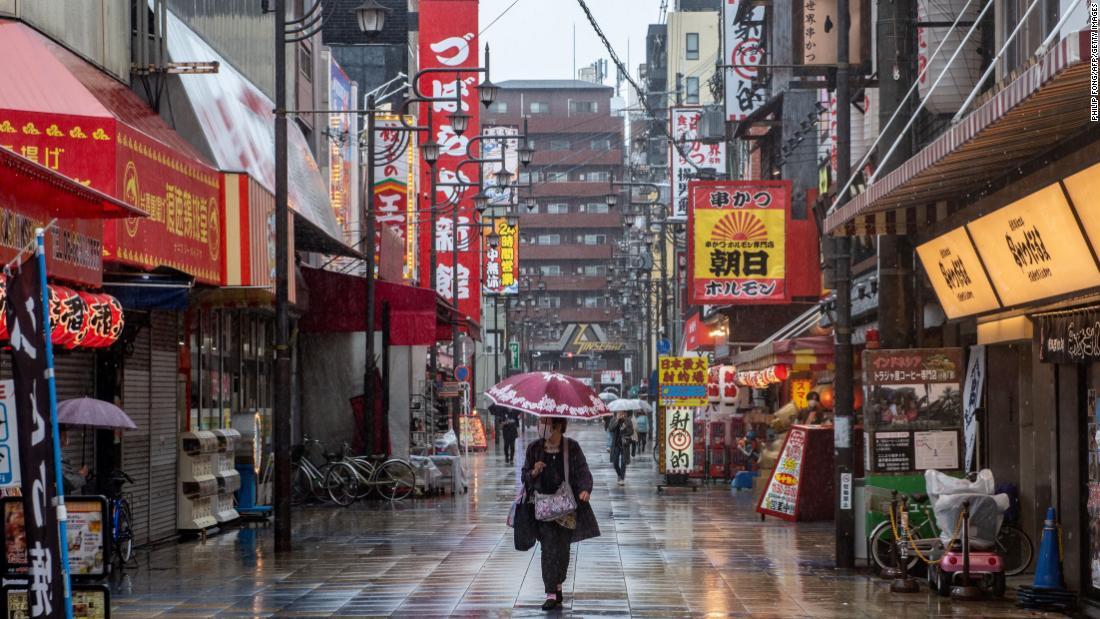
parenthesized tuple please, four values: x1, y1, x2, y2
(112, 424, 1060, 617)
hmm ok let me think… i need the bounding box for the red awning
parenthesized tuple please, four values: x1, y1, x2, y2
(0, 146, 140, 219)
(298, 267, 476, 346)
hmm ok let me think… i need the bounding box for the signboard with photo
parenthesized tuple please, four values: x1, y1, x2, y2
(688, 180, 790, 305)
(664, 407, 695, 474)
(3, 497, 109, 580)
(3, 584, 108, 619)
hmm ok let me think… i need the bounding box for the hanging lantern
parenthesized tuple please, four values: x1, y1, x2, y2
(707, 366, 720, 403)
(80, 293, 125, 349)
(48, 286, 86, 349)
(773, 364, 789, 382)
(854, 385, 864, 411)
(720, 366, 738, 405)
(736, 371, 753, 387)
(818, 384, 835, 410)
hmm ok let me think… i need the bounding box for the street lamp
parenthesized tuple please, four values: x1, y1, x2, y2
(605, 192, 618, 208)
(421, 138, 441, 165)
(473, 192, 490, 215)
(449, 111, 472, 136)
(478, 78, 500, 108)
(353, 0, 390, 34)
(494, 168, 513, 189)
(488, 231, 501, 249)
(518, 144, 535, 167)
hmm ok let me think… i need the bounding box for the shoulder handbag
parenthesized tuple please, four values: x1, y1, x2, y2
(533, 439, 578, 522)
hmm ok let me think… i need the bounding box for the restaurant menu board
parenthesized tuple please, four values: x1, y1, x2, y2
(863, 348, 963, 431)
(3, 585, 109, 619)
(756, 426, 807, 521)
(3, 497, 108, 579)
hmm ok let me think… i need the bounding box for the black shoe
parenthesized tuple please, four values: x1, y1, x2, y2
(541, 594, 562, 610)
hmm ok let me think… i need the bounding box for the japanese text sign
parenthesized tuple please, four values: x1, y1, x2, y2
(966, 183, 1100, 307)
(757, 426, 807, 520)
(6, 251, 66, 617)
(0, 381, 18, 488)
(916, 227, 1001, 319)
(418, 0, 482, 321)
(483, 217, 518, 295)
(329, 59, 355, 245)
(723, 0, 768, 121)
(658, 356, 709, 407)
(107, 126, 222, 284)
(688, 180, 790, 305)
(669, 108, 726, 220)
(375, 115, 418, 282)
(482, 126, 519, 206)
(795, 0, 866, 65)
(862, 348, 964, 455)
(664, 407, 695, 474)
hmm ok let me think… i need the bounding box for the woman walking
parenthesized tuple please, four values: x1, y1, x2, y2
(522, 417, 600, 610)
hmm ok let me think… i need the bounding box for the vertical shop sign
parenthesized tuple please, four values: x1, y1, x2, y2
(482, 126, 519, 206)
(329, 59, 354, 241)
(722, 0, 768, 121)
(757, 426, 808, 521)
(0, 381, 19, 488)
(688, 180, 790, 305)
(664, 407, 695, 474)
(418, 0, 481, 321)
(7, 252, 65, 617)
(961, 345, 985, 472)
(669, 108, 726, 220)
(790, 378, 813, 409)
(658, 356, 709, 407)
(483, 217, 518, 295)
(375, 116, 418, 281)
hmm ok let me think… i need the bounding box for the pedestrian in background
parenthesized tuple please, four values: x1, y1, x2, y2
(629, 412, 640, 459)
(610, 411, 633, 485)
(522, 417, 599, 610)
(634, 410, 650, 454)
(500, 409, 519, 464)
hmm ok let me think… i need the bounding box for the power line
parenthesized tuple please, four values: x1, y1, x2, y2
(480, 0, 525, 35)
(575, 0, 700, 171)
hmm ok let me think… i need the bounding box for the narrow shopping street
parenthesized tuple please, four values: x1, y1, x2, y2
(110, 424, 1051, 618)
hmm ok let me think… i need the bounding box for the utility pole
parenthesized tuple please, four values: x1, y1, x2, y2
(272, 0, 292, 553)
(363, 94, 378, 453)
(833, 0, 856, 570)
(877, 0, 917, 348)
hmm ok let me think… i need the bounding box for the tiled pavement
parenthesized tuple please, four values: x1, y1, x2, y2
(110, 424, 1067, 617)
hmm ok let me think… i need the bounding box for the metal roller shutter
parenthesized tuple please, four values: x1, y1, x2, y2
(121, 311, 180, 546)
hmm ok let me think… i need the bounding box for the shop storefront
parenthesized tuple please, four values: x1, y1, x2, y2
(826, 29, 1095, 597)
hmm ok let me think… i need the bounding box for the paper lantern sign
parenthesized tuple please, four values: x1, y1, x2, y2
(707, 367, 721, 403)
(0, 277, 124, 349)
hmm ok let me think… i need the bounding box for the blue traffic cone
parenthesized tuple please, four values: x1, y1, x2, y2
(1033, 507, 1064, 590)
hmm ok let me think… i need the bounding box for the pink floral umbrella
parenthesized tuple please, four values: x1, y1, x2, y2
(486, 372, 611, 420)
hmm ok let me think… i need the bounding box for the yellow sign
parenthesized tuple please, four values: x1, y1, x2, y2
(689, 181, 790, 304)
(916, 226, 1001, 319)
(658, 356, 709, 406)
(966, 183, 1100, 307)
(790, 377, 814, 409)
(483, 217, 518, 294)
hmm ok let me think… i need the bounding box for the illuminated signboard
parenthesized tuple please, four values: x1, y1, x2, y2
(966, 183, 1100, 307)
(916, 226, 1001, 319)
(1063, 162, 1100, 256)
(483, 217, 518, 295)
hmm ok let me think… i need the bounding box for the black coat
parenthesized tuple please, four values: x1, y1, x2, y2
(521, 437, 600, 543)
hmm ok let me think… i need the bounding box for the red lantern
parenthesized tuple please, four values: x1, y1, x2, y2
(48, 286, 86, 349)
(80, 293, 124, 348)
(854, 386, 864, 410)
(818, 385, 835, 410)
(707, 367, 720, 403)
(723, 382, 738, 399)
(773, 364, 789, 381)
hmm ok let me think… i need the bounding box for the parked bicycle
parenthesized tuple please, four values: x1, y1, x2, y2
(88, 469, 135, 569)
(868, 490, 1033, 576)
(323, 443, 416, 505)
(291, 437, 343, 505)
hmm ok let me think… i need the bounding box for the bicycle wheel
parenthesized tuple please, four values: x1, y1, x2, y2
(115, 499, 134, 565)
(292, 465, 313, 505)
(869, 520, 919, 572)
(351, 460, 376, 499)
(996, 524, 1033, 576)
(374, 459, 416, 501)
(324, 463, 360, 506)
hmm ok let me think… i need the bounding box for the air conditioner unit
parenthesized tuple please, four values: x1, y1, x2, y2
(697, 105, 726, 144)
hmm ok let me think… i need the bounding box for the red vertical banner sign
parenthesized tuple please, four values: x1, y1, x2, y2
(418, 0, 481, 324)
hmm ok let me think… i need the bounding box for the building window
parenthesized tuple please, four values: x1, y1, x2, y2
(489, 101, 508, 114)
(539, 295, 561, 308)
(582, 295, 601, 308)
(588, 171, 610, 182)
(591, 137, 612, 151)
(686, 77, 700, 104)
(536, 234, 560, 245)
(539, 264, 562, 276)
(581, 265, 606, 276)
(581, 203, 609, 214)
(686, 33, 700, 60)
(549, 139, 571, 151)
(297, 42, 313, 80)
(581, 234, 607, 245)
(547, 203, 569, 214)
(530, 101, 551, 114)
(569, 100, 597, 114)
(548, 172, 568, 182)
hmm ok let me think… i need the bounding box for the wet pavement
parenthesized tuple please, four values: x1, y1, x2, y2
(111, 424, 1066, 617)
